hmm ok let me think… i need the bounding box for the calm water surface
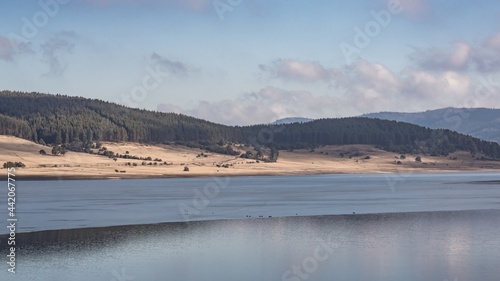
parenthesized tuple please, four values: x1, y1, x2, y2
(0, 172, 499, 281)
(6, 172, 500, 233)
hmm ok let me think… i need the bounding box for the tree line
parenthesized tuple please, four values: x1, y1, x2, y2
(1, 91, 499, 159)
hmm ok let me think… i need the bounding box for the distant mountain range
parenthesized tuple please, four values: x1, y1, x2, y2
(272, 117, 314, 125)
(362, 108, 500, 144)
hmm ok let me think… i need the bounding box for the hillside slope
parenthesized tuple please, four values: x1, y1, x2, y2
(363, 108, 500, 144)
(1, 91, 500, 159)
(2, 135, 499, 179)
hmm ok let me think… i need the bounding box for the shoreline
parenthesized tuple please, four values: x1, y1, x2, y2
(3, 168, 499, 181)
(2, 135, 499, 181)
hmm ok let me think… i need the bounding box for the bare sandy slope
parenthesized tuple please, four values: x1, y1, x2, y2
(0, 135, 499, 180)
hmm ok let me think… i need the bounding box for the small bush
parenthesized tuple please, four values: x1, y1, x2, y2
(3, 162, 26, 168)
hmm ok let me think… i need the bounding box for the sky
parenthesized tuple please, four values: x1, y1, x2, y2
(1, 0, 500, 125)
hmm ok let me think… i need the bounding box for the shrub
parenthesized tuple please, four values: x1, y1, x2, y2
(3, 162, 26, 168)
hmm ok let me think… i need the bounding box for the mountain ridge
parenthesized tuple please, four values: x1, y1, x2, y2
(272, 117, 314, 125)
(1, 91, 499, 159)
(362, 107, 500, 144)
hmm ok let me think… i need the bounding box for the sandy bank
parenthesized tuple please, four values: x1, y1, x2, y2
(1, 135, 499, 180)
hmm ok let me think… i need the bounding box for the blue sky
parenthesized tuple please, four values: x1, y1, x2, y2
(1, 0, 500, 125)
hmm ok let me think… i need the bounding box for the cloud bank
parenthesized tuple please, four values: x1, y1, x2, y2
(160, 32, 500, 125)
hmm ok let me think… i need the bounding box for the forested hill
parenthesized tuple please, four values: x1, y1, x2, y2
(1, 91, 500, 159)
(0, 91, 240, 144)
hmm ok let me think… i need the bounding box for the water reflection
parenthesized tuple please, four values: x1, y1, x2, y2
(1, 210, 499, 281)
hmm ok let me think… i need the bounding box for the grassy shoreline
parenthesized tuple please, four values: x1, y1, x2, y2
(2, 135, 499, 181)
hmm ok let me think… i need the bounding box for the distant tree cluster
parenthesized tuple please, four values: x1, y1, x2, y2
(175, 140, 240, 156)
(240, 147, 279, 162)
(3, 162, 26, 168)
(240, 147, 280, 162)
(51, 145, 67, 156)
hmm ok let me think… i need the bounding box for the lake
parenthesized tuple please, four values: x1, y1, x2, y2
(4, 172, 500, 233)
(1, 172, 499, 280)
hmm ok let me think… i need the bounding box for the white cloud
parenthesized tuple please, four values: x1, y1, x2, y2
(409, 35, 500, 73)
(259, 59, 345, 83)
(409, 41, 473, 71)
(156, 59, 500, 124)
(156, 31, 500, 124)
(157, 86, 340, 125)
(401, 69, 472, 107)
